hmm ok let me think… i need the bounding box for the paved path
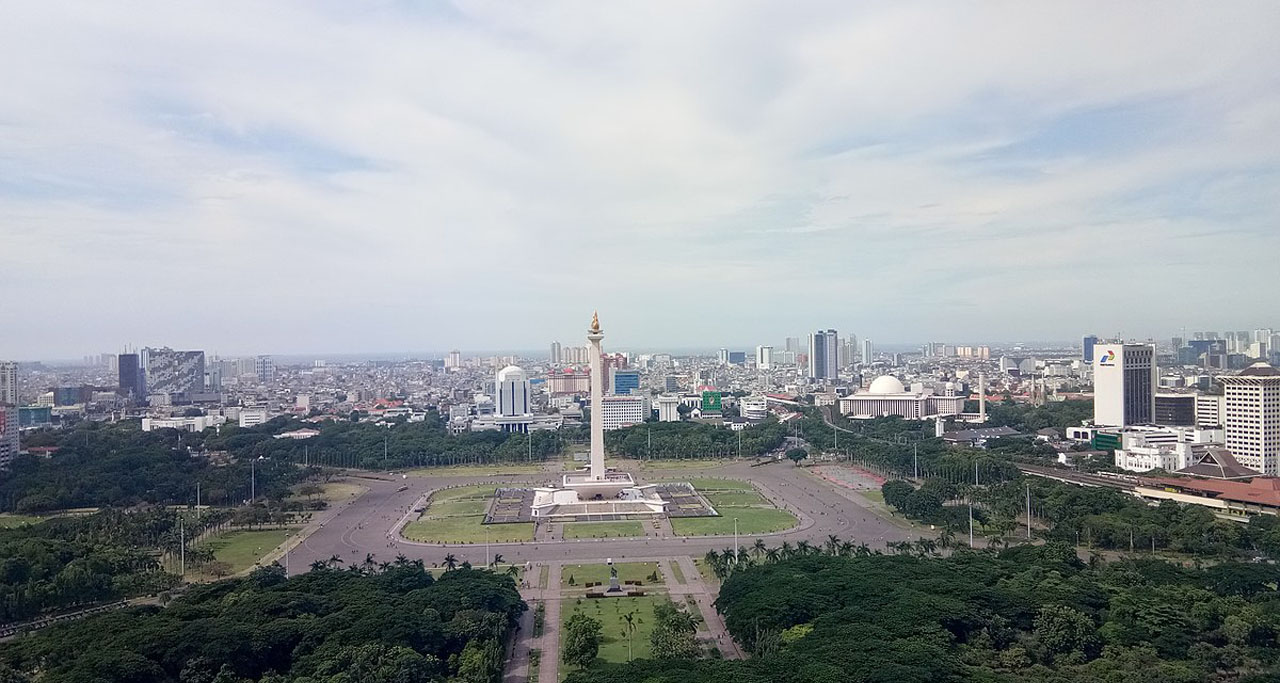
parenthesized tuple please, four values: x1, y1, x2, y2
(538, 563, 563, 683)
(673, 556, 742, 659)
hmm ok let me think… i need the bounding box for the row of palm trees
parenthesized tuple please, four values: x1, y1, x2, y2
(307, 552, 518, 577)
(703, 534, 979, 580)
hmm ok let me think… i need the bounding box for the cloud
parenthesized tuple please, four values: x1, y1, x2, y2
(1, 1, 1278, 358)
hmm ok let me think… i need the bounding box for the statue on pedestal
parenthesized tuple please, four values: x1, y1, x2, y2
(607, 558, 621, 592)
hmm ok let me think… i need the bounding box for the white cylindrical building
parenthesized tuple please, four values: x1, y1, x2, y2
(496, 365, 531, 417)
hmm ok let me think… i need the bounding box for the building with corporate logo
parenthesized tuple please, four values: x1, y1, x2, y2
(1093, 343, 1156, 428)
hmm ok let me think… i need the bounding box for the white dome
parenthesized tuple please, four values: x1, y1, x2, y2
(868, 375, 906, 394)
(497, 365, 527, 382)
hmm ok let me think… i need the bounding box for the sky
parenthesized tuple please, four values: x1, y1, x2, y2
(3, 1, 1279, 360)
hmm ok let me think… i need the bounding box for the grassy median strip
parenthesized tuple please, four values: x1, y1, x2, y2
(562, 521, 645, 539)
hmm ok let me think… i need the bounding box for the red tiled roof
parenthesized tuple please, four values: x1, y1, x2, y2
(1146, 476, 1280, 508)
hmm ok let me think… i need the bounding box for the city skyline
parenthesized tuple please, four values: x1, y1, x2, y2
(3, 3, 1279, 358)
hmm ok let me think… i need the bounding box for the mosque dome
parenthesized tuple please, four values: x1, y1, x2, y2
(868, 375, 906, 394)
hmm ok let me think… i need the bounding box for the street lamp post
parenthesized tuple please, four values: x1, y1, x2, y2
(733, 517, 739, 564)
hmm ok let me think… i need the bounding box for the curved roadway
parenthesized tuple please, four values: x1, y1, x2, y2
(289, 461, 921, 572)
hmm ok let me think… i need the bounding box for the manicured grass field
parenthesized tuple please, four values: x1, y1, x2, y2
(670, 507, 796, 537)
(402, 517, 533, 543)
(705, 491, 767, 508)
(401, 485, 533, 543)
(692, 557, 715, 583)
(405, 464, 547, 477)
(668, 560, 687, 585)
(560, 595, 670, 668)
(562, 521, 645, 539)
(861, 489, 885, 504)
(561, 562, 662, 588)
(637, 459, 732, 470)
(0, 514, 44, 529)
(656, 477, 756, 491)
(202, 528, 297, 574)
(430, 484, 499, 502)
(429, 499, 489, 517)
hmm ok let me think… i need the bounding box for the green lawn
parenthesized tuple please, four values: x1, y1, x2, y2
(561, 595, 676, 669)
(0, 514, 44, 529)
(705, 491, 767, 508)
(401, 516, 533, 543)
(561, 562, 662, 589)
(406, 464, 547, 477)
(201, 528, 297, 574)
(671, 507, 797, 537)
(861, 489, 885, 504)
(668, 560, 687, 585)
(429, 499, 489, 517)
(638, 459, 732, 470)
(655, 477, 756, 491)
(401, 484, 532, 543)
(692, 558, 715, 583)
(429, 485, 498, 502)
(563, 521, 645, 539)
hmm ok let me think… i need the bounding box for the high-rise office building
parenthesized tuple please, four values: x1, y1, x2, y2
(808, 330, 838, 381)
(1222, 363, 1280, 475)
(611, 369, 641, 395)
(717, 348, 730, 365)
(1082, 335, 1098, 364)
(255, 355, 275, 383)
(0, 362, 16, 406)
(445, 350, 462, 369)
(862, 339, 874, 366)
(496, 365, 531, 417)
(550, 341, 562, 364)
(1093, 343, 1156, 427)
(785, 337, 802, 353)
(142, 347, 206, 397)
(0, 404, 17, 469)
(755, 345, 773, 370)
(117, 353, 144, 400)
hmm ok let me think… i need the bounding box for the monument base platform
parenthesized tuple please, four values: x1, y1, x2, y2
(529, 473, 667, 519)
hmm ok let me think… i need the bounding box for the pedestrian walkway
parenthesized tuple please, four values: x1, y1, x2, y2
(537, 563, 563, 683)
(674, 556, 743, 659)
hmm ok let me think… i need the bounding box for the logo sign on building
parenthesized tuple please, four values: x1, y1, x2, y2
(701, 391, 722, 412)
(1098, 350, 1117, 366)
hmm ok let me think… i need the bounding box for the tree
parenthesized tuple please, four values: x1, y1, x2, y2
(1034, 605, 1099, 660)
(621, 610, 640, 662)
(443, 553, 458, 570)
(651, 601, 700, 660)
(564, 613, 602, 669)
(785, 448, 808, 465)
(205, 561, 233, 578)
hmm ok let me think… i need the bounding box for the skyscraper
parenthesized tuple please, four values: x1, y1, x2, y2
(0, 362, 16, 406)
(808, 330, 838, 381)
(142, 347, 206, 397)
(1222, 363, 1280, 475)
(717, 348, 730, 365)
(117, 353, 143, 400)
(0, 404, 17, 470)
(550, 341, 562, 364)
(755, 345, 773, 370)
(862, 339, 874, 366)
(1082, 335, 1098, 364)
(1093, 343, 1156, 428)
(255, 355, 275, 383)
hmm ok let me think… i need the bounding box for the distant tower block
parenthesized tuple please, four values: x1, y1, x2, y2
(979, 373, 987, 423)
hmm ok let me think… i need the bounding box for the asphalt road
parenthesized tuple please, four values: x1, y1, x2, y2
(289, 461, 921, 572)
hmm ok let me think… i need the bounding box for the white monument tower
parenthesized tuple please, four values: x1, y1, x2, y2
(587, 311, 607, 481)
(528, 312, 667, 517)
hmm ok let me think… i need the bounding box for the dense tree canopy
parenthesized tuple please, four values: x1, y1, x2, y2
(569, 547, 1280, 682)
(0, 562, 523, 683)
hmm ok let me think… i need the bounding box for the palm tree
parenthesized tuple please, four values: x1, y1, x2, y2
(779, 541, 793, 559)
(838, 541, 855, 557)
(916, 538, 938, 557)
(491, 553, 504, 568)
(825, 535, 841, 555)
(621, 610, 640, 661)
(505, 565, 519, 577)
(752, 538, 767, 558)
(443, 553, 458, 571)
(795, 540, 813, 556)
(938, 527, 956, 549)
(765, 547, 781, 564)
(327, 554, 344, 567)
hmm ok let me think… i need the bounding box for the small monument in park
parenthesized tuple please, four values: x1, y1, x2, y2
(606, 558, 622, 593)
